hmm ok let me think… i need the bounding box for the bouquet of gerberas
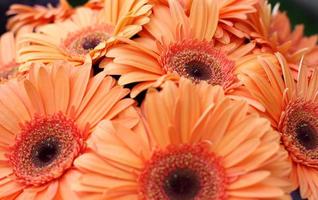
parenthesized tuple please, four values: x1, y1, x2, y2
(0, 0, 317, 199)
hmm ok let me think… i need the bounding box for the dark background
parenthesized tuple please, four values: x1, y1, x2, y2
(0, 1, 315, 199)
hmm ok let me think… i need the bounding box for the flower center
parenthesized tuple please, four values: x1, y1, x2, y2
(164, 168, 200, 200)
(31, 137, 61, 168)
(61, 24, 114, 58)
(295, 122, 318, 150)
(81, 36, 102, 50)
(281, 100, 318, 167)
(138, 143, 227, 200)
(184, 60, 212, 81)
(9, 113, 84, 186)
(160, 40, 236, 89)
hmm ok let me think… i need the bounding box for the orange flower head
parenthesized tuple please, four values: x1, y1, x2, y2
(240, 53, 318, 199)
(237, 0, 318, 77)
(18, 0, 152, 66)
(60, 24, 114, 59)
(138, 143, 228, 200)
(6, 0, 73, 34)
(74, 78, 292, 199)
(0, 61, 139, 199)
(9, 113, 84, 186)
(102, 0, 256, 97)
(149, 0, 258, 44)
(281, 100, 318, 168)
(160, 39, 236, 88)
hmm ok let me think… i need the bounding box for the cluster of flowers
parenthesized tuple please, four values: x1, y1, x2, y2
(0, 0, 317, 199)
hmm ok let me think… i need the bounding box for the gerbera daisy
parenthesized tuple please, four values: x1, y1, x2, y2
(236, 0, 318, 77)
(0, 61, 138, 199)
(102, 0, 256, 97)
(74, 78, 292, 199)
(149, 0, 258, 44)
(18, 0, 152, 66)
(6, 0, 73, 34)
(239, 53, 318, 199)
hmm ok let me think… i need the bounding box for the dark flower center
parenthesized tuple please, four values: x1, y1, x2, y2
(296, 122, 318, 150)
(184, 61, 212, 81)
(164, 168, 200, 200)
(82, 37, 101, 50)
(31, 137, 61, 168)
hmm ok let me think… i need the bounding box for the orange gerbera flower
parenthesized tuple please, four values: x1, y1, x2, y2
(102, 0, 256, 97)
(239, 53, 318, 199)
(74, 78, 292, 199)
(6, 0, 73, 34)
(18, 0, 152, 66)
(237, 0, 318, 77)
(149, 0, 258, 44)
(0, 61, 138, 199)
